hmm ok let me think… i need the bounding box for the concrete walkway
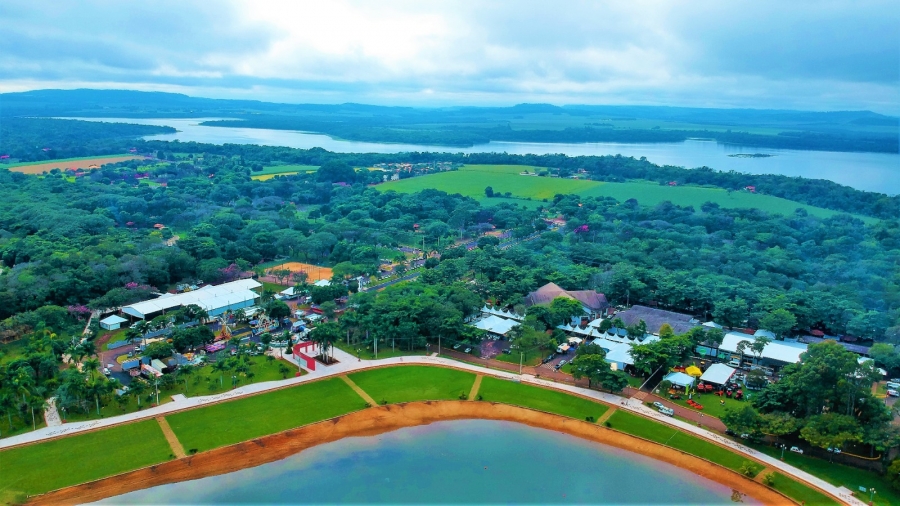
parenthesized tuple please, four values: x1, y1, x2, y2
(156, 417, 186, 459)
(43, 398, 62, 428)
(468, 375, 483, 400)
(0, 347, 864, 505)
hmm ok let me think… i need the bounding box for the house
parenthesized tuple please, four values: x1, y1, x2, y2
(524, 282, 609, 316)
(614, 305, 699, 335)
(99, 315, 128, 330)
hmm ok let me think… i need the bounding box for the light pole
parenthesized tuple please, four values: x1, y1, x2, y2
(869, 488, 875, 505)
(232, 375, 237, 389)
(519, 352, 524, 375)
(779, 444, 786, 461)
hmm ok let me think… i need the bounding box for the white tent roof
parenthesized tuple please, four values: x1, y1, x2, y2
(664, 371, 696, 387)
(590, 338, 636, 366)
(472, 314, 518, 336)
(314, 279, 331, 287)
(280, 286, 295, 296)
(100, 315, 127, 325)
(699, 363, 736, 385)
(123, 279, 261, 319)
(481, 305, 524, 321)
(702, 321, 723, 329)
(718, 332, 807, 364)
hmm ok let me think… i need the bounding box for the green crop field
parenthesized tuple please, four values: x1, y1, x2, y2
(377, 164, 874, 222)
(251, 164, 319, 180)
(165, 377, 362, 452)
(0, 419, 171, 502)
(348, 366, 476, 404)
(477, 376, 608, 421)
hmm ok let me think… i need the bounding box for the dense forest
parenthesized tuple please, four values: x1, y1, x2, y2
(0, 151, 896, 344)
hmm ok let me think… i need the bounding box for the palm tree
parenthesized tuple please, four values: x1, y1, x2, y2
(82, 357, 101, 380)
(212, 360, 228, 386)
(27, 392, 47, 430)
(130, 379, 147, 408)
(180, 365, 195, 394)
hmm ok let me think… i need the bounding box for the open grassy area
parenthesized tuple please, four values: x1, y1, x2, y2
(333, 340, 428, 360)
(607, 410, 763, 477)
(749, 442, 898, 506)
(251, 164, 318, 180)
(769, 472, 839, 506)
(348, 366, 476, 404)
(188, 355, 299, 397)
(665, 392, 753, 420)
(166, 377, 362, 453)
(0, 338, 29, 364)
(493, 351, 542, 366)
(377, 164, 874, 223)
(0, 419, 171, 501)
(478, 376, 608, 421)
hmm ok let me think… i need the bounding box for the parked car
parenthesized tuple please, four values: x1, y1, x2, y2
(886, 382, 900, 390)
(653, 401, 665, 409)
(658, 407, 674, 416)
(102, 367, 111, 376)
(464, 347, 472, 353)
(725, 429, 736, 436)
(827, 447, 842, 454)
(453, 343, 462, 350)
(888, 389, 899, 397)
(790, 446, 804, 454)
(740, 433, 750, 439)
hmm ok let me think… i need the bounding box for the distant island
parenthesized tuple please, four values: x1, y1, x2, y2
(728, 153, 774, 158)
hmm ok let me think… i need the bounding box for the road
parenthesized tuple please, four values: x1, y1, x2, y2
(1, 346, 862, 505)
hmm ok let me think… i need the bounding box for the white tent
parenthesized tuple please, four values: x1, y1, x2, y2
(472, 315, 518, 336)
(99, 315, 127, 330)
(663, 371, 695, 387)
(313, 279, 331, 287)
(699, 363, 736, 386)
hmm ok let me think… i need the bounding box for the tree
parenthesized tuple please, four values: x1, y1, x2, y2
(759, 309, 796, 340)
(316, 160, 356, 183)
(484, 186, 494, 198)
(319, 301, 338, 319)
(143, 341, 173, 360)
(278, 363, 291, 379)
(721, 404, 762, 435)
(82, 357, 101, 380)
(658, 323, 675, 339)
(760, 412, 800, 445)
(625, 319, 647, 341)
(570, 353, 608, 388)
(264, 299, 291, 321)
(800, 413, 862, 461)
(887, 458, 900, 491)
(550, 297, 584, 327)
(749, 335, 772, 362)
(310, 322, 341, 361)
(869, 343, 900, 374)
(712, 298, 748, 329)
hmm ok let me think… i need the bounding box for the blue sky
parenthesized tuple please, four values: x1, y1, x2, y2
(1, 0, 898, 113)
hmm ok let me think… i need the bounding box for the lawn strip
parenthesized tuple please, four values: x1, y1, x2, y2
(478, 376, 608, 421)
(348, 365, 476, 404)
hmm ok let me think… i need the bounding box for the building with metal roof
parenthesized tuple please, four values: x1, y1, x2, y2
(122, 279, 262, 320)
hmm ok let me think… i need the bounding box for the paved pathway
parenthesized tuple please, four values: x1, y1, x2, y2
(0, 346, 863, 505)
(156, 417, 186, 458)
(468, 375, 483, 400)
(596, 406, 617, 424)
(43, 398, 62, 428)
(340, 375, 377, 406)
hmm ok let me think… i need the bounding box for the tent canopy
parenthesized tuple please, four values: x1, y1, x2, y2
(699, 363, 736, 385)
(663, 371, 695, 387)
(685, 365, 703, 377)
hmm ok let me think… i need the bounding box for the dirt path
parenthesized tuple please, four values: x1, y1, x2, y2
(597, 407, 617, 424)
(156, 417, 186, 459)
(468, 375, 483, 400)
(754, 467, 772, 483)
(30, 402, 796, 506)
(340, 375, 377, 406)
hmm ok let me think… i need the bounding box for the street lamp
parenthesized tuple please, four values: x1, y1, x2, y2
(779, 444, 786, 461)
(869, 488, 876, 505)
(232, 375, 237, 389)
(698, 413, 703, 428)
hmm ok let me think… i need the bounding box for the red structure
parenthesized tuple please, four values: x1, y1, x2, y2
(293, 341, 317, 371)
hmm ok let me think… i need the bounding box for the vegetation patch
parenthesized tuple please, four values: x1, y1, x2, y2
(165, 377, 361, 453)
(768, 472, 838, 505)
(4, 155, 143, 174)
(478, 376, 608, 421)
(607, 411, 763, 477)
(347, 366, 476, 404)
(0, 419, 171, 499)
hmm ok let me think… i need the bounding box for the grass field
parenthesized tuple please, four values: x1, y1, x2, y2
(165, 377, 362, 453)
(2, 155, 142, 174)
(749, 442, 897, 505)
(769, 472, 838, 505)
(665, 393, 752, 420)
(348, 366, 476, 404)
(0, 419, 171, 502)
(478, 376, 608, 421)
(333, 340, 428, 360)
(607, 410, 764, 477)
(251, 164, 318, 180)
(377, 164, 874, 222)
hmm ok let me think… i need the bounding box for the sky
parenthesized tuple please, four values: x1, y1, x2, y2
(1, 0, 898, 113)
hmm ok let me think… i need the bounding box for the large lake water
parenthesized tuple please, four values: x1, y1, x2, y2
(97, 420, 753, 505)
(66, 117, 899, 194)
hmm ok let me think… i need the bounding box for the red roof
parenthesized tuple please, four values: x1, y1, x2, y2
(809, 329, 825, 337)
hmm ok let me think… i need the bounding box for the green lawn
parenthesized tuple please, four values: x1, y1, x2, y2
(348, 366, 476, 404)
(666, 392, 753, 420)
(769, 472, 839, 506)
(0, 154, 136, 169)
(377, 164, 874, 223)
(188, 355, 299, 397)
(0, 338, 29, 364)
(493, 351, 542, 366)
(257, 164, 319, 175)
(749, 443, 898, 506)
(166, 377, 362, 453)
(333, 340, 428, 360)
(0, 419, 171, 502)
(478, 376, 608, 421)
(607, 410, 763, 477)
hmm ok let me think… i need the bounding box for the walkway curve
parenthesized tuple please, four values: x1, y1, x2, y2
(1, 347, 863, 505)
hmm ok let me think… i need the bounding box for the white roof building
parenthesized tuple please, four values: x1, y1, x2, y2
(472, 315, 519, 336)
(314, 279, 331, 287)
(664, 371, 696, 387)
(480, 305, 524, 321)
(716, 332, 807, 364)
(123, 279, 262, 319)
(699, 363, 736, 385)
(99, 315, 127, 330)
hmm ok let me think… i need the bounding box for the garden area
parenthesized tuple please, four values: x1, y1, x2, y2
(347, 365, 476, 404)
(165, 377, 363, 453)
(477, 376, 608, 421)
(333, 339, 429, 361)
(0, 419, 171, 503)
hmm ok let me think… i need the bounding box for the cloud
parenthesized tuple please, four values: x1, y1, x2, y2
(0, 0, 897, 112)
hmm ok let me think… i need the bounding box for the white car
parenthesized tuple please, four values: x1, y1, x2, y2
(888, 389, 899, 397)
(789, 446, 803, 454)
(827, 447, 842, 454)
(658, 407, 674, 416)
(102, 367, 111, 376)
(653, 401, 665, 410)
(464, 347, 472, 353)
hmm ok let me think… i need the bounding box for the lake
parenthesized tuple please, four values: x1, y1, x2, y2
(97, 420, 754, 505)
(65, 117, 899, 194)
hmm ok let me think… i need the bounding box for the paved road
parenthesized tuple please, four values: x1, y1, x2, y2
(1, 346, 862, 505)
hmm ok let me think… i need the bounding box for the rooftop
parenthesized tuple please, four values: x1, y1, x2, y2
(616, 305, 699, 335)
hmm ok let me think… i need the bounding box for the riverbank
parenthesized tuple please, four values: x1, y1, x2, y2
(29, 401, 792, 505)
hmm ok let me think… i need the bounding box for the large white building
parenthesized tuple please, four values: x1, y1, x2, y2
(122, 279, 262, 320)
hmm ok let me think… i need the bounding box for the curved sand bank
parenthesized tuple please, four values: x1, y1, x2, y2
(29, 401, 797, 505)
